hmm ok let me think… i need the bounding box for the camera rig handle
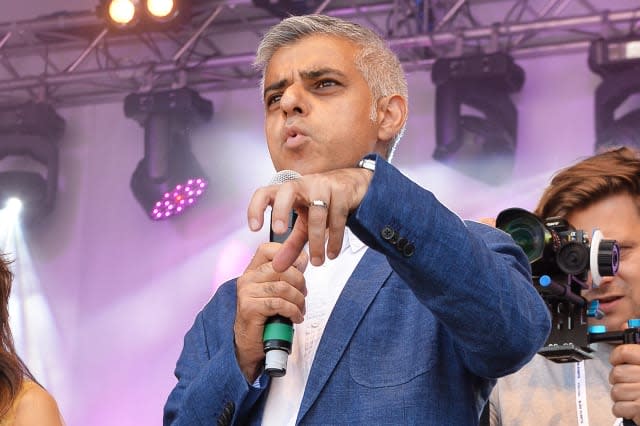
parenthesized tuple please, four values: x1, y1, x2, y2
(588, 319, 640, 426)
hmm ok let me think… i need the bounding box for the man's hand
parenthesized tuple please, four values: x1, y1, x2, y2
(610, 343, 640, 423)
(233, 242, 308, 382)
(247, 167, 373, 273)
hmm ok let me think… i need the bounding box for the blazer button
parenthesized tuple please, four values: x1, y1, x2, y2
(403, 243, 415, 257)
(396, 237, 408, 251)
(381, 226, 396, 241)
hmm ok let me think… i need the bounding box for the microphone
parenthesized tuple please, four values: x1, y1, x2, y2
(263, 169, 301, 377)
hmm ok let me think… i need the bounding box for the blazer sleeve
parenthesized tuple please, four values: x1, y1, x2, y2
(347, 154, 551, 378)
(163, 281, 267, 425)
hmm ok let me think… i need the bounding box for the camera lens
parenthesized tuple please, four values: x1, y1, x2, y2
(556, 241, 589, 275)
(499, 215, 545, 262)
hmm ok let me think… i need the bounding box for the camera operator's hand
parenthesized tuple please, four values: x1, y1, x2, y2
(610, 344, 640, 424)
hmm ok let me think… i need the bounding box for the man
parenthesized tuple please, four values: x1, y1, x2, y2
(489, 146, 640, 425)
(164, 14, 550, 425)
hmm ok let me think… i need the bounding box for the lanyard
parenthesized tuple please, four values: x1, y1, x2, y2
(575, 361, 590, 426)
(575, 360, 625, 426)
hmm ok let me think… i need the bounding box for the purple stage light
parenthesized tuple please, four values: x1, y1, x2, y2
(150, 178, 207, 220)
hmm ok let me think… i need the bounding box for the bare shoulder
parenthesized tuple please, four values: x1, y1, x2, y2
(13, 381, 65, 426)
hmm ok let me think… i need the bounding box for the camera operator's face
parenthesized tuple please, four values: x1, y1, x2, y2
(575, 193, 640, 331)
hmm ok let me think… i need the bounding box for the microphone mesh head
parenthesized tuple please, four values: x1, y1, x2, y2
(270, 170, 301, 185)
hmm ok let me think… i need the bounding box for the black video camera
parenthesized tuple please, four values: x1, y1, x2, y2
(496, 208, 620, 363)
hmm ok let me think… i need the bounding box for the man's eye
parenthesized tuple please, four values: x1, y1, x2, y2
(266, 94, 281, 106)
(618, 245, 634, 257)
(317, 80, 337, 88)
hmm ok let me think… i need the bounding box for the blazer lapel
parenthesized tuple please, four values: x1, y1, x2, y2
(296, 249, 392, 421)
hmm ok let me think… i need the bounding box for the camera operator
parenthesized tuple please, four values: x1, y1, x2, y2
(487, 146, 640, 425)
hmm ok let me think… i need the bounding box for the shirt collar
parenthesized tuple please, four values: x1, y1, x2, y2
(344, 227, 366, 254)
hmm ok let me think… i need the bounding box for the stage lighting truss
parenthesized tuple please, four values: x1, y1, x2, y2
(251, 0, 323, 18)
(0, 102, 65, 225)
(431, 52, 525, 184)
(589, 37, 640, 151)
(97, 0, 189, 31)
(124, 87, 213, 221)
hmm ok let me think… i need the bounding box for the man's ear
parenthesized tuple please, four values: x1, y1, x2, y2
(376, 94, 408, 143)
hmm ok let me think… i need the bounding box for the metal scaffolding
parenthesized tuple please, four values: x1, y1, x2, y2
(1, 0, 639, 107)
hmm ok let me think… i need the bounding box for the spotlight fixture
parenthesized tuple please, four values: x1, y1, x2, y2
(589, 37, 640, 152)
(251, 0, 320, 18)
(431, 52, 525, 184)
(97, 0, 189, 31)
(0, 102, 65, 225)
(124, 87, 213, 221)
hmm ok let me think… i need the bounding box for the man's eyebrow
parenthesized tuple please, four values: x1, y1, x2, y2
(263, 79, 287, 99)
(299, 68, 346, 80)
(263, 68, 347, 98)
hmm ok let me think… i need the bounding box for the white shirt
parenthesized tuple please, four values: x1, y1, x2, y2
(261, 229, 368, 425)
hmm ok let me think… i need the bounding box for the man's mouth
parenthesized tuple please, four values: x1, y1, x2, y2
(284, 126, 310, 148)
(593, 295, 624, 313)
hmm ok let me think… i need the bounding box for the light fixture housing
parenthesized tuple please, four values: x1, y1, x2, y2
(431, 52, 525, 184)
(97, 0, 190, 31)
(124, 87, 213, 221)
(251, 0, 319, 18)
(589, 37, 640, 152)
(0, 102, 65, 225)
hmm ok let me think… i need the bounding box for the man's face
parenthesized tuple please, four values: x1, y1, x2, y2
(262, 34, 388, 175)
(575, 193, 640, 331)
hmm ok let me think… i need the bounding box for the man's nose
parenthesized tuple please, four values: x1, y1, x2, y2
(280, 84, 306, 116)
(588, 270, 615, 289)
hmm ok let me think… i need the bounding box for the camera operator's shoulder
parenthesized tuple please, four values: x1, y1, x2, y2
(13, 381, 65, 426)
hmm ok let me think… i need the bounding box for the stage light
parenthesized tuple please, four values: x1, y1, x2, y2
(589, 37, 640, 152)
(98, 0, 189, 31)
(431, 52, 525, 184)
(108, 0, 137, 27)
(145, 0, 177, 22)
(124, 87, 213, 221)
(0, 102, 64, 225)
(5, 198, 23, 215)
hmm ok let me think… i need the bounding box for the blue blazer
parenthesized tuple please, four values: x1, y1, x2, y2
(164, 156, 551, 425)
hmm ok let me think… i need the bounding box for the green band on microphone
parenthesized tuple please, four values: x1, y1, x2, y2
(263, 322, 294, 342)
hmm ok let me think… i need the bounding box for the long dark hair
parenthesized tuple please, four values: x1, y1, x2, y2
(0, 254, 34, 416)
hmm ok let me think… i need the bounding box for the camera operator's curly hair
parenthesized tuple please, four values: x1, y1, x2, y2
(536, 146, 640, 220)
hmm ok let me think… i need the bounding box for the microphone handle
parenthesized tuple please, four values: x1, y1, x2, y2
(263, 210, 297, 377)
